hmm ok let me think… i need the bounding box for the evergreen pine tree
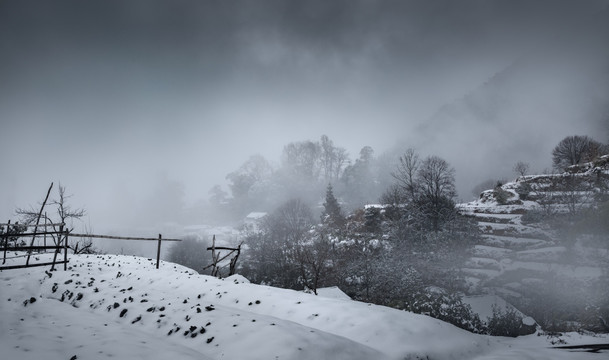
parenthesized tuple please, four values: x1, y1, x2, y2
(322, 183, 344, 229)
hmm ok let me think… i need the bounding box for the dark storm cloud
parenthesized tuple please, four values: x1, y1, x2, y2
(1, 0, 608, 228)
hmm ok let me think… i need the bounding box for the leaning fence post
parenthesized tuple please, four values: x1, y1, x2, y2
(44, 213, 47, 248)
(156, 234, 162, 269)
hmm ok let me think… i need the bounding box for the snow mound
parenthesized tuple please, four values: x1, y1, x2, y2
(1, 253, 607, 360)
(224, 274, 250, 284)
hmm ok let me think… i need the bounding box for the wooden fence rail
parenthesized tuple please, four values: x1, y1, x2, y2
(67, 233, 181, 269)
(1, 224, 68, 270)
(1, 225, 182, 271)
(204, 235, 242, 277)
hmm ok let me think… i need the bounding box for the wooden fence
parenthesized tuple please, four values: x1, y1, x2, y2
(1, 220, 181, 271)
(68, 233, 181, 269)
(203, 235, 242, 277)
(1, 221, 69, 271)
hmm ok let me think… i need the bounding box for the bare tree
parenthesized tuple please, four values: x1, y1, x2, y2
(418, 155, 456, 204)
(282, 141, 322, 181)
(391, 148, 419, 203)
(52, 184, 86, 229)
(417, 155, 457, 232)
(16, 183, 87, 254)
(72, 223, 96, 254)
(552, 135, 603, 171)
(513, 161, 530, 177)
(294, 234, 333, 295)
(388, 151, 457, 231)
(242, 199, 315, 289)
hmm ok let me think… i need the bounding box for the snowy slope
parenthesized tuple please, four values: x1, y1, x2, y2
(457, 159, 609, 297)
(1, 253, 607, 360)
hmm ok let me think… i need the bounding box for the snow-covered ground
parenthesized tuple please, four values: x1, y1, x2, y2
(1, 253, 607, 360)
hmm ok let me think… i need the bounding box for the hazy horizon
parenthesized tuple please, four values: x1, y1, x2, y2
(2, 0, 608, 231)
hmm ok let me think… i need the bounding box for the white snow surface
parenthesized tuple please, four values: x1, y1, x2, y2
(463, 295, 526, 322)
(1, 253, 607, 360)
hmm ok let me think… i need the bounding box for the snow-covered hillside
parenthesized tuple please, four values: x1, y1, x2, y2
(1, 253, 607, 359)
(457, 155, 609, 298)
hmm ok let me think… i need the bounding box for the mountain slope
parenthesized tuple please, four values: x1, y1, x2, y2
(412, 7, 609, 199)
(458, 155, 609, 298)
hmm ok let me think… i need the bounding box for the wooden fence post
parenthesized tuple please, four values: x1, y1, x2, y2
(2, 220, 9, 265)
(62, 224, 68, 271)
(44, 213, 47, 248)
(26, 182, 53, 266)
(156, 234, 162, 269)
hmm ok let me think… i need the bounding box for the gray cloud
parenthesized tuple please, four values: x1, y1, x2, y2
(1, 0, 608, 229)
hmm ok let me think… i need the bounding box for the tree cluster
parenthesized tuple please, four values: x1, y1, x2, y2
(240, 151, 483, 331)
(211, 135, 393, 223)
(384, 149, 458, 232)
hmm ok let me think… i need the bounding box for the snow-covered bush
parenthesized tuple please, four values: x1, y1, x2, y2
(515, 182, 532, 201)
(486, 304, 533, 337)
(404, 289, 486, 334)
(493, 186, 512, 205)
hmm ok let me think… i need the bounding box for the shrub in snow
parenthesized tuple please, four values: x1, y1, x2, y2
(515, 182, 532, 201)
(486, 304, 535, 337)
(493, 186, 512, 205)
(404, 289, 485, 334)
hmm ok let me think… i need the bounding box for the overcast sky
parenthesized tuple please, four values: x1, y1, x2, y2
(1, 0, 608, 230)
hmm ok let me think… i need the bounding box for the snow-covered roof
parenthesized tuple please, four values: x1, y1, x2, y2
(245, 212, 267, 220)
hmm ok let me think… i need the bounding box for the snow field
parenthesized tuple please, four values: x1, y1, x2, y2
(1, 253, 607, 359)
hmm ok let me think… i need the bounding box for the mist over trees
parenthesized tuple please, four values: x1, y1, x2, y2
(234, 134, 609, 335)
(167, 236, 212, 275)
(236, 144, 488, 332)
(207, 135, 395, 224)
(211, 134, 609, 225)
